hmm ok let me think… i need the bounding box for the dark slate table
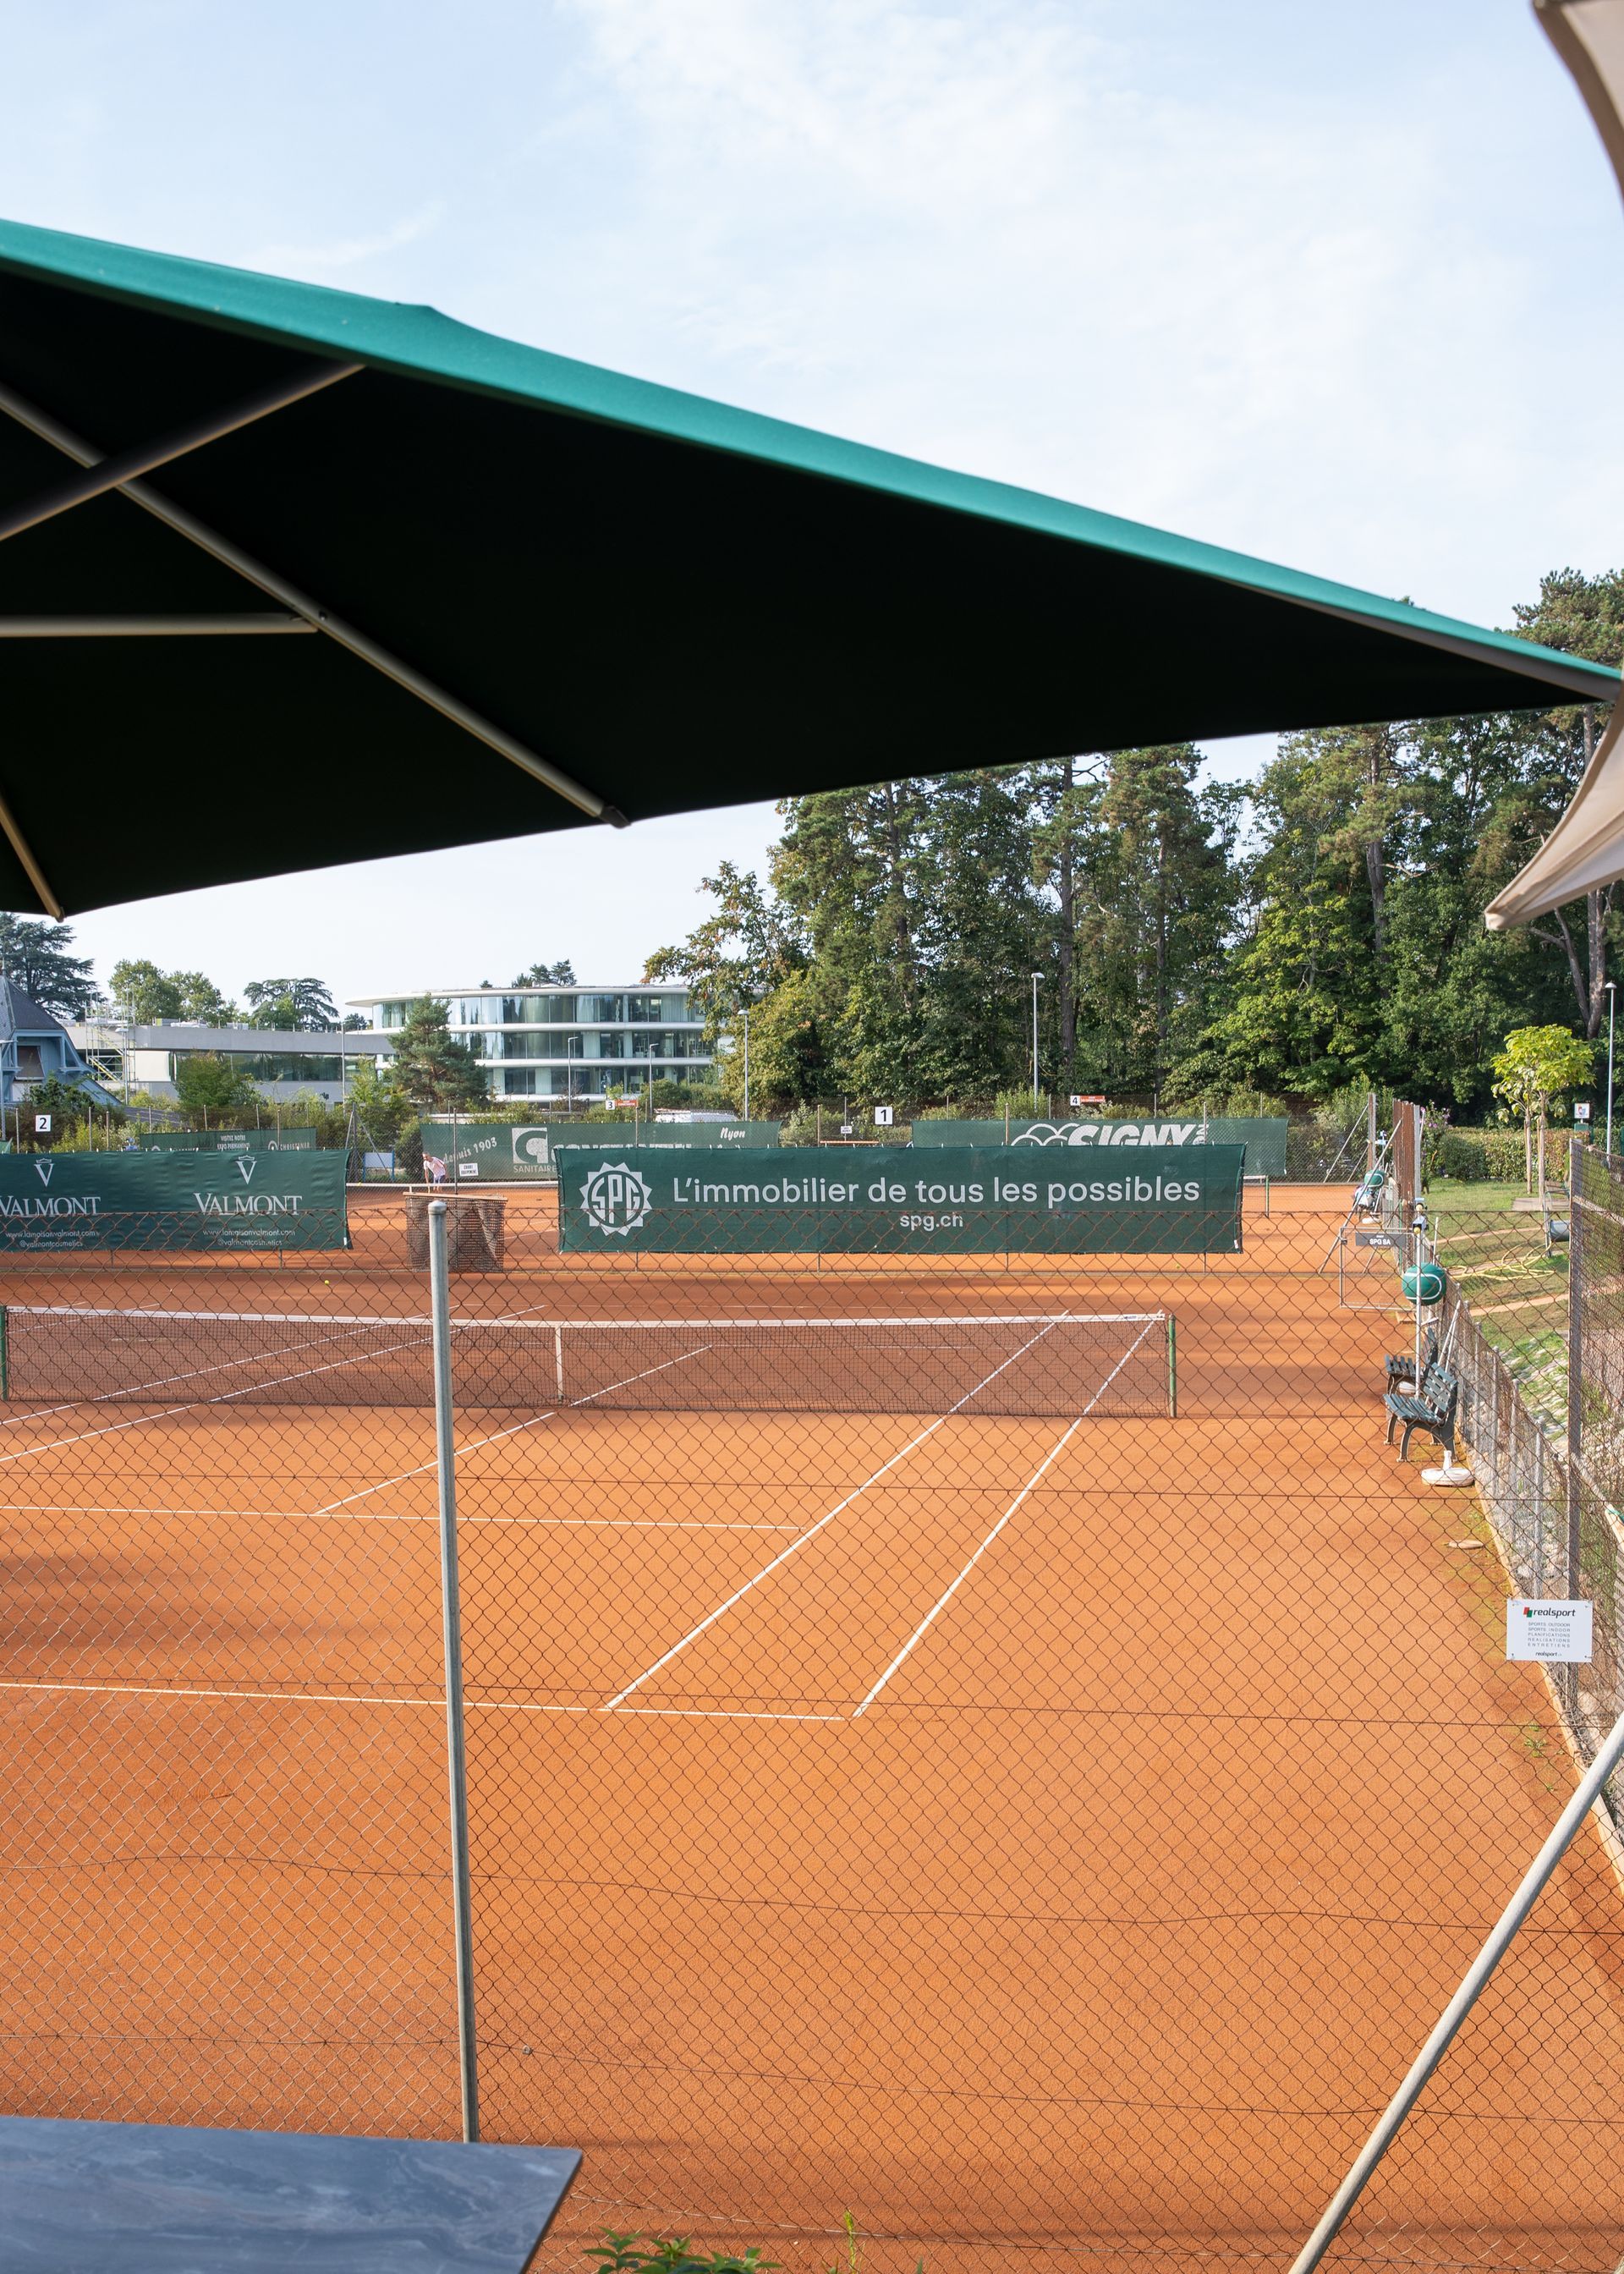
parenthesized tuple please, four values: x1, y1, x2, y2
(0, 2117, 580, 2273)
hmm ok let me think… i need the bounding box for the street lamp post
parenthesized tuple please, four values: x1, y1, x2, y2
(743, 1006, 751, 1123)
(1607, 980, 1617, 1156)
(1029, 974, 1042, 1110)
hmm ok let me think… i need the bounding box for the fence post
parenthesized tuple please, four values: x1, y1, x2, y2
(1568, 1133, 1583, 1601)
(1288, 1699, 1624, 2274)
(428, 1198, 480, 2142)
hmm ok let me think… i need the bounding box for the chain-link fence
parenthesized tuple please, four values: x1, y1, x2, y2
(3, 1168, 1624, 2269)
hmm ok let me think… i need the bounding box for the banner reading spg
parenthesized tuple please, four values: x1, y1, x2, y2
(559, 1144, 1243, 1254)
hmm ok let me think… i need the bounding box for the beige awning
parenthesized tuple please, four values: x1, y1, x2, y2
(1485, 0, 1624, 930)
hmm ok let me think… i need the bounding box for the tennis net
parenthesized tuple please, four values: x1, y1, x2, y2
(0, 1305, 1174, 1418)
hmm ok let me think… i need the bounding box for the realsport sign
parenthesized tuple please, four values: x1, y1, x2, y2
(559, 1143, 1243, 1255)
(910, 1116, 1288, 1177)
(0, 1151, 348, 1252)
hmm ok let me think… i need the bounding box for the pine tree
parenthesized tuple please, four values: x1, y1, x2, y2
(387, 999, 489, 1109)
(0, 915, 97, 1018)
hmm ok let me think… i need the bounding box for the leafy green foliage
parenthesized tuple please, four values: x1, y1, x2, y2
(108, 958, 236, 1025)
(512, 959, 576, 985)
(584, 2233, 779, 2273)
(244, 977, 339, 1031)
(172, 1052, 263, 1124)
(0, 915, 97, 1018)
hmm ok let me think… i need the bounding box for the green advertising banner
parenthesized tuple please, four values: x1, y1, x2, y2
(558, 1144, 1243, 1255)
(420, 1118, 782, 1183)
(0, 1151, 348, 1252)
(911, 1115, 1287, 1178)
(139, 1127, 317, 1152)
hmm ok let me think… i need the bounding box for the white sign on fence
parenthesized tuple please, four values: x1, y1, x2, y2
(1506, 1599, 1593, 1662)
(32, 1114, 50, 1134)
(1575, 1101, 1592, 1123)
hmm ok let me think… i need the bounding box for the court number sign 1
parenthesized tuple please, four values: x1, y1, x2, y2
(1506, 1599, 1592, 1662)
(874, 1106, 895, 1127)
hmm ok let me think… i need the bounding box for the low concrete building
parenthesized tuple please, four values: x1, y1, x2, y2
(69, 1019, 392, 1106)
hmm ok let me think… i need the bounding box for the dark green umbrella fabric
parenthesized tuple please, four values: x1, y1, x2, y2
(0, 213, 1613, 918)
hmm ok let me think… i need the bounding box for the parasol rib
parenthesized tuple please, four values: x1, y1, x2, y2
(0, 376, 628, 828)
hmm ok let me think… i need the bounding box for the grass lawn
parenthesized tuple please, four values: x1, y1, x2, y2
(1428, 1180, 1569, 1428)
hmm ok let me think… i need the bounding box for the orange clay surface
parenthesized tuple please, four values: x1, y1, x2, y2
(1, 1184, 1622, 2271)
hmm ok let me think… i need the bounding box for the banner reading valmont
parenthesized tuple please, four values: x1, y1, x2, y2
(0, 1151, 348, 1252)
(559, 1144, 1243, 1255)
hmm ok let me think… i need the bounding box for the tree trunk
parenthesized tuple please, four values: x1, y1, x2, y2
(1363, 728, 1389, 958)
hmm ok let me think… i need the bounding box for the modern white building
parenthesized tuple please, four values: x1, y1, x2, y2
(71, 1019, 391, 1105)
(354, 985, 710, 1101)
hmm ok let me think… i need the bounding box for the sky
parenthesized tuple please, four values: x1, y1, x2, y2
(0, 0, 1620, 1009)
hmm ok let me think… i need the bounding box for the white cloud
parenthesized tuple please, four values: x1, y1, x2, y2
(246, 201, 446, 277)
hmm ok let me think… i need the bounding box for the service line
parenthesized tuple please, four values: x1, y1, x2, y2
(851, 1416, 1084, 1717)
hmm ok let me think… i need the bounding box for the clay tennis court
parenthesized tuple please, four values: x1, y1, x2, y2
(2, 1184, 1623, 2271)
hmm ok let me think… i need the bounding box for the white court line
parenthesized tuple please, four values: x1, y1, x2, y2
(598, 1317, 1068, 1713)
(0, 1323, 436, 1462)
(308, 1338, 720, 1513)
(0, 1317, 427, 1425)
(0, 1502, 800, 1533)
(1079, 1316, 1162, 1416)
(567, 1343, 713, 1405)
(851, 1417, 1084, 1718)
(0, 1674, 443, 1711)
(0, 1676, 827, 1724)
(612, 1706, 844, 1722)
(312, 1410, 558, 1514)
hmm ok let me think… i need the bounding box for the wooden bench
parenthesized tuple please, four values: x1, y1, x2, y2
(1385, 1362, 1459, 1464)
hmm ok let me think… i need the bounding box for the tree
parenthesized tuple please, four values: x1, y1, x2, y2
(0, 915, 97, 1018)
(244, 977, 338, 1030)
(171, 971, 236, 1024)
(173, 1052, 262, 1127)
(110, 958, 184, 1023)
(348, 1059, 414, 1148)
(387, 998, 489, 1109)
(109, 958, 236, 1025)
(512, 960, 575, 986)
(1034, 747, 1237, 1104)
(1491, 1024, 1596, 1195)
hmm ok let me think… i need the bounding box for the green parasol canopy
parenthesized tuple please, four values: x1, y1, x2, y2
(0, 213, 1612, 919)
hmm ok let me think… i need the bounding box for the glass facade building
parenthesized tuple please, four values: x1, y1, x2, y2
(359, 986, 710, 1101)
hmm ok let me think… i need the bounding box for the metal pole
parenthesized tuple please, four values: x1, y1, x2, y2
(743, 1007, 750, 1123)
(1567, 1133, 1583, 1604)
(427, 1199, 479, 2142)
(1287, 1700, 1624, 2274)
(1607, 982, 1616, 1156)
(1030, 973, 1041, 1107)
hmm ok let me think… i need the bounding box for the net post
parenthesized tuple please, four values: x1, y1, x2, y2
(1166, 1314, 1177, 1420)
(554, 1322, 565, 1402)
(428, 1198, 480, 2143)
